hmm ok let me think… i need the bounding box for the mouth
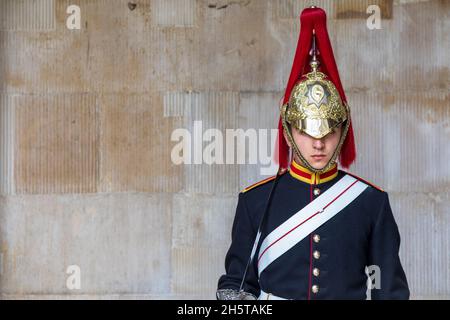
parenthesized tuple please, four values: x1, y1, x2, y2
(311, 155, 326, 160)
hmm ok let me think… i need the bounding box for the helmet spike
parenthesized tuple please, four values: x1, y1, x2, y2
(309, 32, 320, 73)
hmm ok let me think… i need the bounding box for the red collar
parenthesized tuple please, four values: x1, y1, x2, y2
(289, 160, 338, 185)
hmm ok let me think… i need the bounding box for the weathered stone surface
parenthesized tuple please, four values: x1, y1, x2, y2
(171, 194, 237, 298)
(165, 91, 240, 194)
(192, 0, 290, 91)
(0, 0, 55, 31)
(99, 93, 182, 193)
(14, 94, 98, 194)
(171, 247, 227, 298)
(0, 0, 448, 300)
(238, 92, 281, 189)
(172, 194, 237, 299)
(0, 193, 172, 295)
(334, 0, 450, 92)
(0, 95, 14, 195)
(348, 91, 450, 193)
(152, 0, 196, 27)
(172, 193, 237, 248)
(335, 0, 393, 19)
(389, 192, 450, 299)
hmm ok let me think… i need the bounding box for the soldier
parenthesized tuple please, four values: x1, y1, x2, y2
(216, 7, 409, 300)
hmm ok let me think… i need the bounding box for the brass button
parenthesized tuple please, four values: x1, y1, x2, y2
(313, 250, 321, 260)
(313, 188, 321, 196)
(313, 234, 321, 243)
(312, 285, 319, 294)
(313, 268, 320, 277)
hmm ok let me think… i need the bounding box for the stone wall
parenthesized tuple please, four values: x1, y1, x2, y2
(0, 0, 448, 299)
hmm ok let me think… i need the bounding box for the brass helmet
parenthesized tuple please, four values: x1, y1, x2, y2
(281, 35, 351, 174)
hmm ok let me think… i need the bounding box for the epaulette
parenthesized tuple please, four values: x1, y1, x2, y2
(241, 176, 276, 193)
(344, 171, 384, 192)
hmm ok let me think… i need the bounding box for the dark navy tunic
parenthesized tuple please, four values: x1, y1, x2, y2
(217, 169, 410, 300)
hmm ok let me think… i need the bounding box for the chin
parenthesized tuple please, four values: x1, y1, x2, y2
(309, 159, 328, 170)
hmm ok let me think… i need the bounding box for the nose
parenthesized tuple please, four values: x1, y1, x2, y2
(313, 138, 325, 150)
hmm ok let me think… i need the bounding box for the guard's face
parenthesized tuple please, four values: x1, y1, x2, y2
(286, 125, 342, 170)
